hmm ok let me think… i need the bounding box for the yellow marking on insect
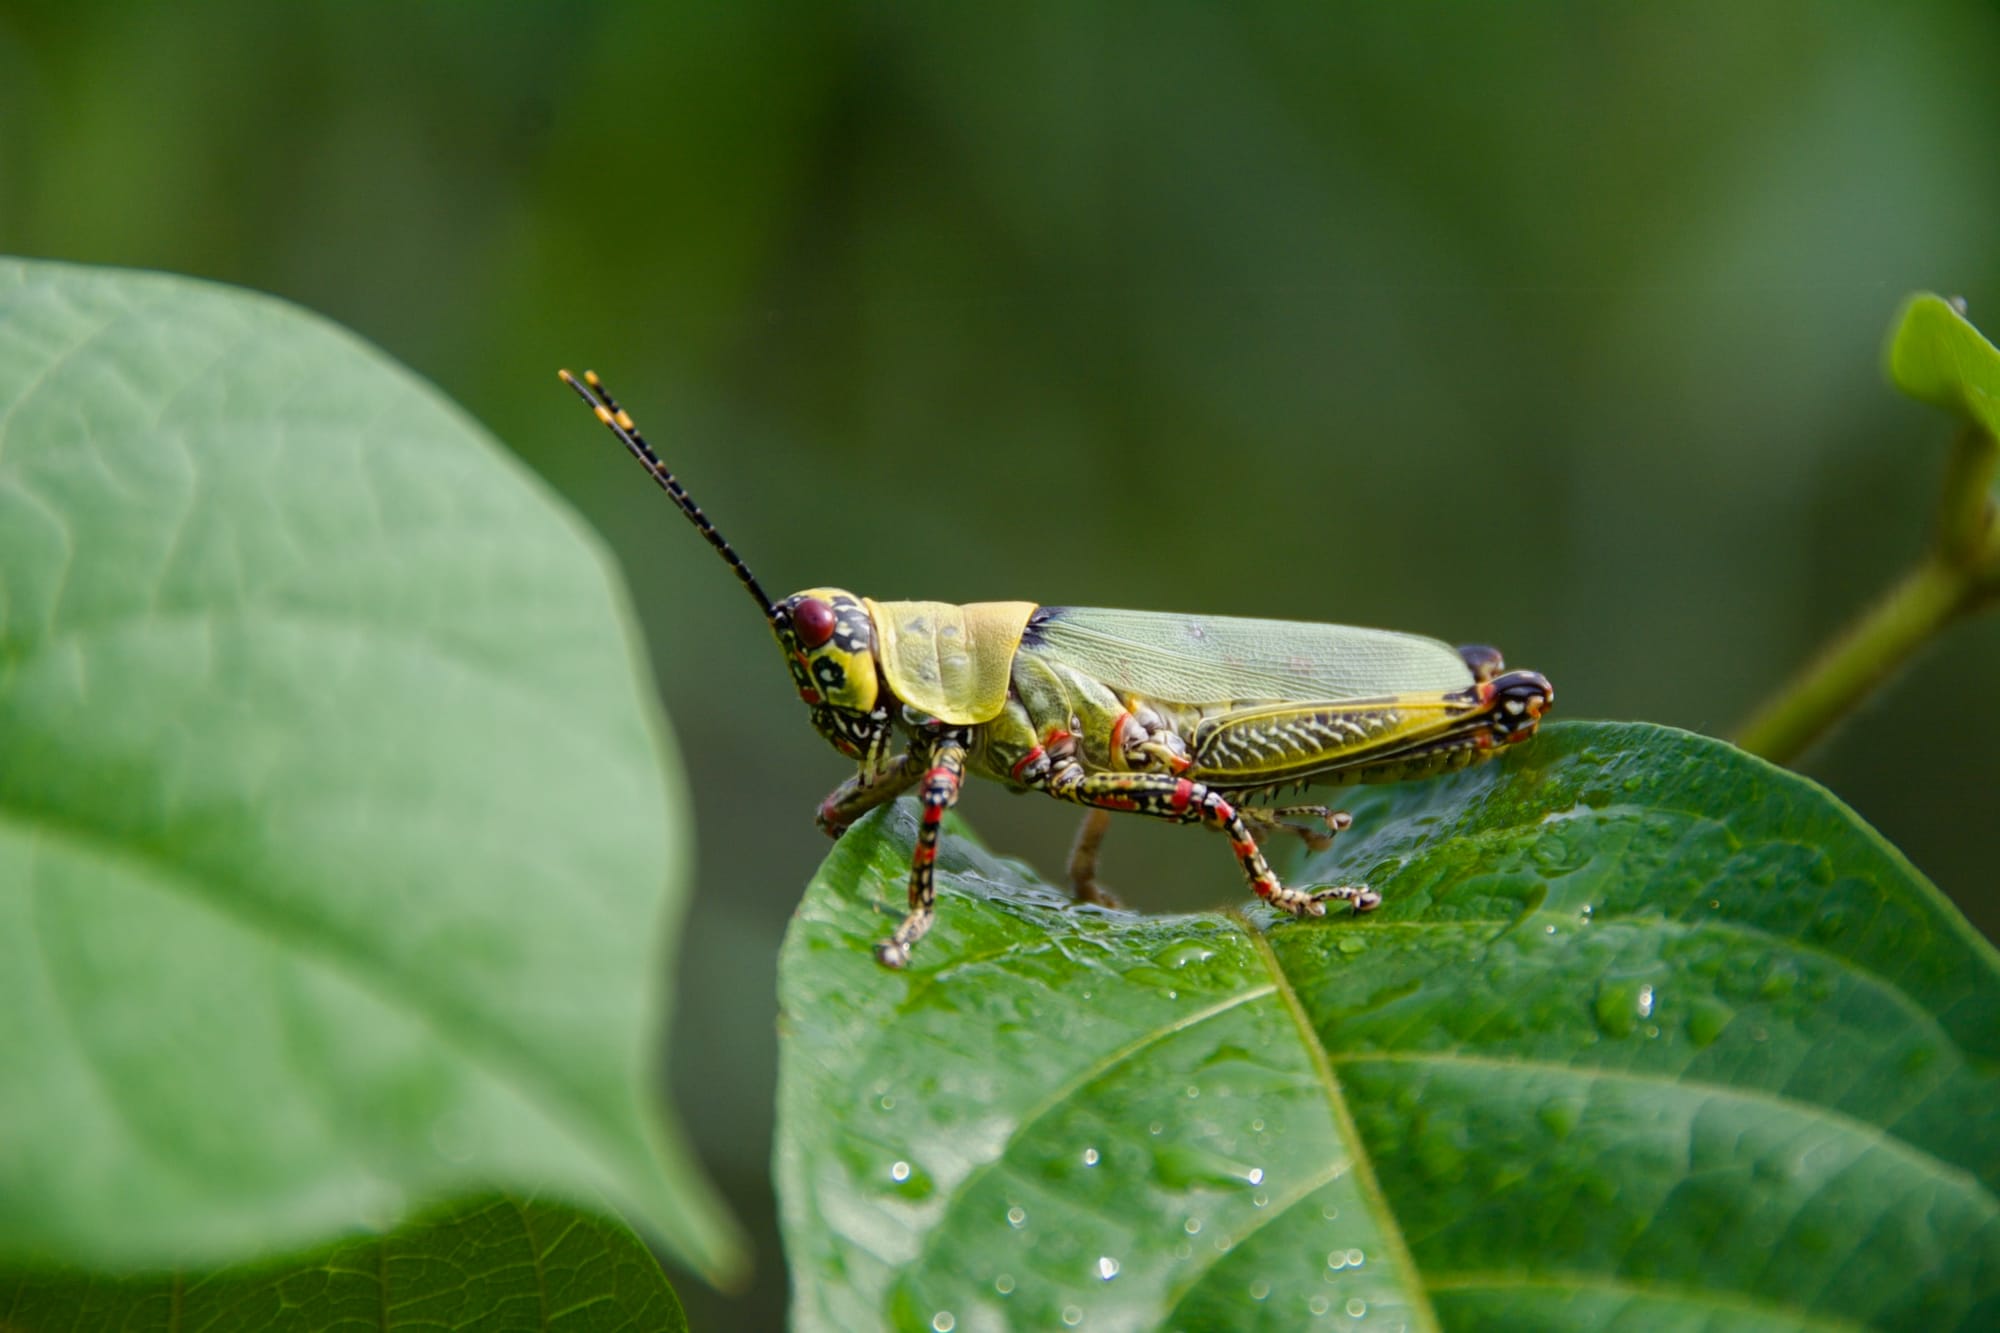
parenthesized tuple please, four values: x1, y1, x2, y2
(616, 410, 636, 430)
(585, 370, 603, 388)
(594, 404, 615, 425)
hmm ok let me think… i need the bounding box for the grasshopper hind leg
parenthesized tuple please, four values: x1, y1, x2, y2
(1046, 768, 1379, 919)
(1238, 803, 1354, 853)
(1066, 809, 1124, 908)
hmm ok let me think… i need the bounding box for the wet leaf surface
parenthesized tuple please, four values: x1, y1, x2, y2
(778, 722, 2000, 1331)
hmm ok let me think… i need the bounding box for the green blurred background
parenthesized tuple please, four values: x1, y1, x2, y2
(6, 2, 1998, 1326)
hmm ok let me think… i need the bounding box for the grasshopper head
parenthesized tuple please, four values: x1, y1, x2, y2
(774, 588, 893, 765)
(555, 372, 896, 768)
(1480, 670, 1555, 745)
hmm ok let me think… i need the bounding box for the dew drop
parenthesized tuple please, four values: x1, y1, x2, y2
(1007, 1205, 1027, 1228)
(1185, 1085, 1201, 1099)
(879, 1095, 896, 1111)
(1185, 1217, 1203, 1235)
(1168, 989, 1179, 1000)
(932, 1313, 955, 1332)
(1636, 984, 1655, 1019)
(890, 1161, 911, 1183)
(1148, 1121, 1164, 1135)
(1082, 1147, 1100, 1166)
(1062, 1305, 1083, 1326)
(1250, 1279, 1271, 1300)
(1327, 1250, 1348, 1271)
(1347, 1248, 1365, 1266)
(1320, 1204, 1340, 1221)
(1347, 1297, 1368, 1317)
(1097, 1255, 1120, 1281)
(1213, 1231, 1234, 1253)
(1543, 923, 1557, 935)
(1309, 1295, 1331, 1316)
(995, 1274, 1015, 1295)
(1158, 940, 1218, 969)
(1246, 1167, 1265, 1186)
(1250, 1118, 1265, 1132)
(1253, 1191, 1269, 1208)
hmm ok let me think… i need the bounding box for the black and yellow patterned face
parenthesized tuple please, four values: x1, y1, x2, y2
(773, 587, 890, 764)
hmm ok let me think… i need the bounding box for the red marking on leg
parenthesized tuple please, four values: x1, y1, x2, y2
(1211, 797, 1237, 823)
(1475, 732, 1494, 750)
(1169, 778, 1194, 812)
(1098, 796, 1138, 812)
(914, 843, 936, 865)
(1009, 746, 1045, 782)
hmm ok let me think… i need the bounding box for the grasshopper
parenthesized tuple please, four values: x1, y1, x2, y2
(561, 370, 1554, 968)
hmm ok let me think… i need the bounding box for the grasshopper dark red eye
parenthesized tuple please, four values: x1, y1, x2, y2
(794, 596, 837, 649)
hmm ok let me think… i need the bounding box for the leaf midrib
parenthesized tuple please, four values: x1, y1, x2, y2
(1244, 917, 1443, 1333)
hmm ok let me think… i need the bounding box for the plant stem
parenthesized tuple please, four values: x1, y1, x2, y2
(1735, 556, 1976, 763)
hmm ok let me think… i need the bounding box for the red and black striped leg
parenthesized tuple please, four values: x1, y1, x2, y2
(1046, 769, 1379, 918)
(875, 736, 967, 969)
(816, 752, 919, 838)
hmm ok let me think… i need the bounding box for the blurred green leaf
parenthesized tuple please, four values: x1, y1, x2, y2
(0, 1195, 686, 1333)
(0, 259, 740, 1283)
(1887, 292, 2000, 443)
(776, 722, 2000, 1331)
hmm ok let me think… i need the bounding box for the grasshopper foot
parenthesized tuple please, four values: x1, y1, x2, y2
(874, 938, 913, 969)
(1270, 881, 1380, 917)
(1311, 883, 1382, 914)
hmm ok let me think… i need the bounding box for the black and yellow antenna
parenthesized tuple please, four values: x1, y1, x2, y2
(560, 368, 778, 623)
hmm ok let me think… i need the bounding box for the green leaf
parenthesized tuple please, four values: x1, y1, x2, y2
(1886, 291, 2000, 443)
(0, 259, 741, 1283)
(776, 721, 2000, 1332)
(1, 1195, 687, 1333)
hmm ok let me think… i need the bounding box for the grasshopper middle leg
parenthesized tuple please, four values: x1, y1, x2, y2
(816, 752, 920, 837)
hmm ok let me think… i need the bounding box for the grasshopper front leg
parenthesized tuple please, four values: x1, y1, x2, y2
(816, 752, 920, 837)
(874, 734, 969, 969)
(1046, 767, 1379, 918)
